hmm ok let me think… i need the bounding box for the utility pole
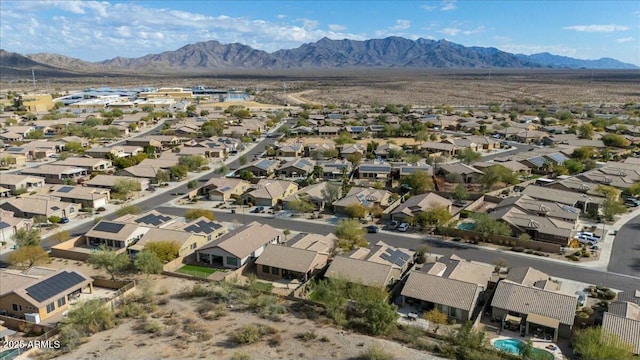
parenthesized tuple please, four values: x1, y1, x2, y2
(32, 69, 36, 90)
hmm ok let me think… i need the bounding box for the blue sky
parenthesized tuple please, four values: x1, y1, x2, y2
(1, 0, 639, 65)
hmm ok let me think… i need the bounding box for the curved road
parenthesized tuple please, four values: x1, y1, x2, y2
(608, 212, 640, 278)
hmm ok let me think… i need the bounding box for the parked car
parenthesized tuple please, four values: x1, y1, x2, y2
(60, 217, 69, 224)
(624, 198, 640, 207)
(365, 225, 379, 233)
(251, 206, 265, 213)
(397, 223, 409, 232)
(387, 221, 400, 230)
(576, 234, 599, 245)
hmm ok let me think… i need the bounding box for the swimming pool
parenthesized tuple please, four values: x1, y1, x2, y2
(492, 338, 554, 360)
(457, 222, 476, 231)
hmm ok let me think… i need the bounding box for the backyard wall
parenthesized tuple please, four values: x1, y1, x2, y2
(50, 236, 92, 261)
(437, 227, 562, 254)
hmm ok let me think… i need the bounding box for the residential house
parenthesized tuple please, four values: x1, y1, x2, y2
(344, 126, 367, 135)
(21, 165, 88, 184)
(0, 152, 27, 168)
(0, 197, 80, 219)
(0, 174, 45, 192)
(127, 228, 207, 258)
(472, 161, 531, 177)
(0, 210, 33, 245)
(437, 163, 484, 183)
(243, 179, 299, 207)
(465, 135, 500, 150)
(85, 146, 127, 159)
(195, 221, 282, 269)
(236, 159, 279, 178)
(278, 158, 316, 178)
(255, 244, 329, 282)
(126, 135, 180, 149)
(491, 267, 578, 341)
(358, 161, 392, 180)
(325, 256, 398, 288)
(396, 164, 433, 178)
(421, 141, 457, 157)
(444, 138, 481, 152)
(577, 164, 640, 192)
(117, 165, 161, 180)
(114, 210, 178, 229)
(388, 192, 453, 222)
(317, 159, 352, 180)
(45, 185, 111, 209)
(52, 157, 113, 174)
(332, 187, 393, 216)
(512, 130, 547, 144)
(350, 241, 415, 274)
(85, 221, 150, 250)
(306, 143, 336, 159)
(522, 185, 603, 214)
(401, 254, 494, 322)
(200, 178, 250, 202)
(167, 217, 228, 242)
(82, 175, 150, 192)
(602, 301, 640, 355)
(339, 143, 366, 157)
(276, 143, 304, 157)
(318, 126, 340, 136)
(282, 181, 340, 211)
(0, 268, 93, 322)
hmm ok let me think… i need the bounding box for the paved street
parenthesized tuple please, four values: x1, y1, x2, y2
(608, 212, 640, 278)
(154, 206, 640, 294)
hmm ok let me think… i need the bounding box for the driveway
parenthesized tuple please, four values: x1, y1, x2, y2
(607, 211, 640, 277)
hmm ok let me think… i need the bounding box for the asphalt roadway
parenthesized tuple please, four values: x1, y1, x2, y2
(608, 212, 640, 278)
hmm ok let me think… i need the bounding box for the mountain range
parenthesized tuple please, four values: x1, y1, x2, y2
(1, 37, 637, 77)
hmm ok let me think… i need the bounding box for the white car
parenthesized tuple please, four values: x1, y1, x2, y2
(397, 223, 409, 232)
(576, 234, 599, 245)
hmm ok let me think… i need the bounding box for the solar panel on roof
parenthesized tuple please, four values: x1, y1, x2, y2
(135, 214, 171, 226)
(93, 221, 125, 233)
(57, 186, 75, 193)
(547, 153, 568, 163)
(527, 157, 546, 167)
(0, 222, 10, 230)
(25, 271, 86, 303)
(184, 220, 222, 234)
(380, 248, 410, 267)
(218, 186, 232, 192)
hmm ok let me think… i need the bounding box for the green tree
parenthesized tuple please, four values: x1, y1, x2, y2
(185, 209, 216, 221)
(414, 205, 452, 228)
(215, 164, 230, 175)
(115, 205, 142, 216)
(571, 147, 596, 160)
(479, 165, 518, 190)
(12, 228, 41, 247)
(64, 141, 85, 153)
(423, 308, 448, 325)
(239, 154, 248, 166)
(7, 246, 49, 269)
(578, 123, 595, 139)
(415, 245, 431, 264)
(62, 299, 115, 335)
(113, 179, 142, 199)
(627, 182, 640, 196)
(135, 250, 163, 275)
(48, 215, 62, 224)
(346, 152, 363, 167)
(178, 155, 207, 171)
(601, 134, 629, 147)
(472, 213, 512, 238)
(518, 339, 534, 360)
(321, 182, 341, 204)
(52, 230, 70, 243)
(145, 241, 180, 262)
(88, 245, 130, 280)
(457, 148, 482, 164)
(187, 179, 199, 189)
(573, 327, 633, 360)
(335, 219, 367, 250)
(169, 165, 188, 180)
(345, 204, 368, 219)
(155, 169, 170, 184)
(359, 298, 398, 336)
(287, 199, 316, 213)
(334, 132, 356, 145)
(401, 170, 434, 195)
(601, 197, 626, 221)
(452, 184, 468, 201)
(564, 159, 584, 174)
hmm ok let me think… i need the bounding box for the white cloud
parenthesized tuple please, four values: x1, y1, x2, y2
(616, 37, 634, 43)
(563, 24, 629, 32)
(441, 0, 457, 11)
(440, 27, 461, 36)
(421, 5, 436, 11)
(328, 24, 346, 31)
(391, 19, 411, 30)
(463, 26, 485, 35)
(276, 14, 287, 19)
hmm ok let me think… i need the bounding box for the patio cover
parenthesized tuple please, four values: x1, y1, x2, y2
(505, 314, 522, 323)
(527, 313, 560, 329)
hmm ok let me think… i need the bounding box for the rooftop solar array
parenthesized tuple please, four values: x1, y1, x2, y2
(57, 186, 75, 193)
(184, 220, 223, 234)
(527, 156, 546, 168)
(25, 271, 86, 303)
(93, 221, 125, 233)
(218, 186, 232, 192)
(547, 153, 568, 164)
(255, 159, 277, 170)
(380, 248, 411, 267)
(360, 165, 391, 172)
(135, 213, 172, 226)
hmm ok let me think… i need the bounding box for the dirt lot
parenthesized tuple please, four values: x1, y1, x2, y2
(28, 261, 442, 360)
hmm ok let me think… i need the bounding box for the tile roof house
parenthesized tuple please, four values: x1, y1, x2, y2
(82, 174, 150, 191)
(522, 185, 604, 214)
(114, 210, 178, 228)
(325, 256, 398, 288)
(332, 187, 393, 216)
(491, 267, 578, 341)
(489, 206, 575, 245)
(277, 158, 316, 178)
(168, 217, 228, 241)
(388, 192, 453, 222)
(401, 254, 494, 322)
(85, 221, 150, 251)
(317, 159, 352, 180)
(200, 177, 250, 202)
(357, 161, 392, 180)
(46, 185, 111, 209)
(21, 164, 88, 184)
(0, 268, 94, 322)
(127, 228, 207, 258)
(0, 197, 81, 220)
(255, 244, 329, 282)
(602, 301, 640, 355)
(243, 179, 299, 207)
(195, 221, 282, 269)
(437, 163, 484, 184)
(51, 157, 113, 173)
(0, 174, 45, 192)
(282, 181, 341, 211)
(237, 159, 279, 178)
(276, 142, 304, 157)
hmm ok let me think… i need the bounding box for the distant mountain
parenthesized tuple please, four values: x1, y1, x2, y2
(2, 37, 638, 77)
(517, 52, 638, 69)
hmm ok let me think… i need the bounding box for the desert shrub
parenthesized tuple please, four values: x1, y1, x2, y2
(566, 255, 580, 262)
(603, 289, 617, 300)
(189, 284, 211, 298)
(295, 331, 317, 342)
(230, 352, 252, 360)
(511, 247, 524, 253)
(358, 343, 395, 360)
(144, 319, 163, 333)
(117, 301, 145, 318)
(230, 324, 261, 345)
(268, 333, 283, 347)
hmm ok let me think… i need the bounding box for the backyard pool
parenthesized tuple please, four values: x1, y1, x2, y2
(492, 338, 554, 360)
(457, 222, 476, 231)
